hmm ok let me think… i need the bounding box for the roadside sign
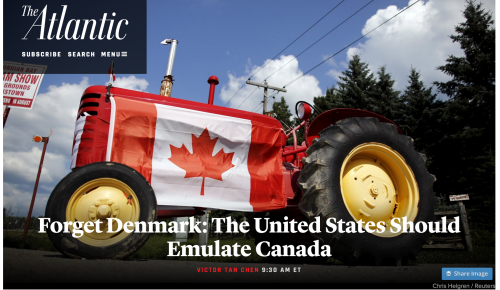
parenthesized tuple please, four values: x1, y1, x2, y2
(3, 61, 47, 110)
(449, 194, 469, 201)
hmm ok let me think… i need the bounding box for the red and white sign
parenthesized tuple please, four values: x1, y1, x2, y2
(3, 61, 47, 109)
(71, 96, 286, 212)
(449, 194, 470, 201)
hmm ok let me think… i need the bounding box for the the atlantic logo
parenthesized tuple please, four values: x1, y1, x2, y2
(4, 0, 146, 74)
(21, 5, 128, 40)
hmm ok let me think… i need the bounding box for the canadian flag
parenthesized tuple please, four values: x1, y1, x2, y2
(106, 96, 286, 212)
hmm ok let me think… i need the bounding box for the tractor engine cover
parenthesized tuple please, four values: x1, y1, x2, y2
(71, 85, 287, 212)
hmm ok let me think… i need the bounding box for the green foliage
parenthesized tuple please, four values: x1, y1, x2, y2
(434, 0, 495, 126)
(305, 0, 494, 239)
(333, 54, 377, 111)
(269, 96, 310, 146)
(3, 231, 58, 252)
(395, 67, 443, 167)
(5, 1, 495, 262)
(315, 58, 402, 121)
(371, 66, 401, 121)
(313, 87, 340, 112)
(398, 68, 439, 136)
(271, 97, 296, 145)
(432, 0, 495, 232)
(272, 96, 293, 129)
(291, 117, 305, 145)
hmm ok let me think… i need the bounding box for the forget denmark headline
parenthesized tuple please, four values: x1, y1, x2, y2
(38, 216, 460, 257)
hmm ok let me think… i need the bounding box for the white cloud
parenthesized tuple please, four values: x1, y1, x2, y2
(109, 75, 149, 91)
(4, 77, 90, 156)
(3, 182, 51, 218)
(329, 0, 495, 94)
(3, 147, 67, 184)
(322, 54, 337, 67)
(3, 76, 149, 217)
(326, 69, 342, 83)
(219, 55, 323, 113)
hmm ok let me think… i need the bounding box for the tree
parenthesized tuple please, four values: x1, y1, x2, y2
(272, 96, 300, 145)
(432, 0, 495, 232)
(397, 67, 442, 165)
(271, 96, 293, 129)
(371, 66, 401, 120)
(334, 54, 377, 110)
(291, 117, 305, 145)
(313, 87, 341, 112)
(434, 0, 495, 131)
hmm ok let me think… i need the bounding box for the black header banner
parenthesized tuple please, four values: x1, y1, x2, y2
(3, 0, 147, 74)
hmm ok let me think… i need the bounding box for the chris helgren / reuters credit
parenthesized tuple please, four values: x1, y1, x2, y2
(2, 0, 495, 289)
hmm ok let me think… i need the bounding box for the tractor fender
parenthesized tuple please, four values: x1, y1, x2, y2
(307, 108, 402, 145)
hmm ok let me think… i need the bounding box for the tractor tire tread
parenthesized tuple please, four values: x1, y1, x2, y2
(297, 117, 436, 265)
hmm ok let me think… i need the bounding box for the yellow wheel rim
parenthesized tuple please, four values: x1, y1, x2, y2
(66, 178, 140, 247)
(340, 143, 419, 237)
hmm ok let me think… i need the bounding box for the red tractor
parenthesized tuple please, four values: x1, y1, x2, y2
(46, 40, 436, 264)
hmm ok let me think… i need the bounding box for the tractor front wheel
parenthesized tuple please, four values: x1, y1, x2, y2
(298, 117, 437, 265)
(45, 162, 157, 259)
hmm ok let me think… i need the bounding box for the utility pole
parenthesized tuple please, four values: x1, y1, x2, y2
(23, 133, 50, 243)
(246, 80, 287, 115)
(4, 106, 11, 128)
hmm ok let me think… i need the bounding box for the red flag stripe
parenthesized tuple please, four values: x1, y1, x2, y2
(248, 122, 286, 211)
(110, 97, 157, 182)
(108, 96, 286, 212)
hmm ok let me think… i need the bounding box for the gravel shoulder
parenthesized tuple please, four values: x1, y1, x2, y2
(3, 247, 495, 287)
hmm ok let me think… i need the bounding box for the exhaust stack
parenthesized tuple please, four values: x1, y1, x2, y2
(160, 39, 179, 97)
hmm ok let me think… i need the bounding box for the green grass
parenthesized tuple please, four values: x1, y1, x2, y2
(3, 230, 58, 252)
(4, 231, 494, 264)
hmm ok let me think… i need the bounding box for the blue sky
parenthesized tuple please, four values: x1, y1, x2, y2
(3, 0, 495, 217)
(41, 0, 414, 104)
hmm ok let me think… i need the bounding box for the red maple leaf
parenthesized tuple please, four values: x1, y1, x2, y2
(168, 128, 235, 195)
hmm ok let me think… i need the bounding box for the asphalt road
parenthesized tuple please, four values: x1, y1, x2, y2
(3, 248, 495, 288)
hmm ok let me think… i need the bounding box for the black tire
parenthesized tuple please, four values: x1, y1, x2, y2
(298, 117, 437, 265)
(45, 162, 157, 259)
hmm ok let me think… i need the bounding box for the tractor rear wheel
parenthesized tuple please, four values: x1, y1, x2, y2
(298, 117, 436, 265)
(45, 162, 157, 259)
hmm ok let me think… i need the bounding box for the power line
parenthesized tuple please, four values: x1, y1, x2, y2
(262, 0, 374, 81)
(248, 0, 346, 80)
(222, 80, 246, 108)
(235, 87, 259, 110)
(253, 104, 263, 113)
(236, 84, 281, 111)
(223, 0, 345, 108)
(246, 80, 287, 114)
(269, 90, 280, 101)
(252, 103, 263, 113)
(284, 0, 421, 88)
(236, 0, 373, 110)
(250, 102, 263, 113)
(265, 91, 281, 111)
